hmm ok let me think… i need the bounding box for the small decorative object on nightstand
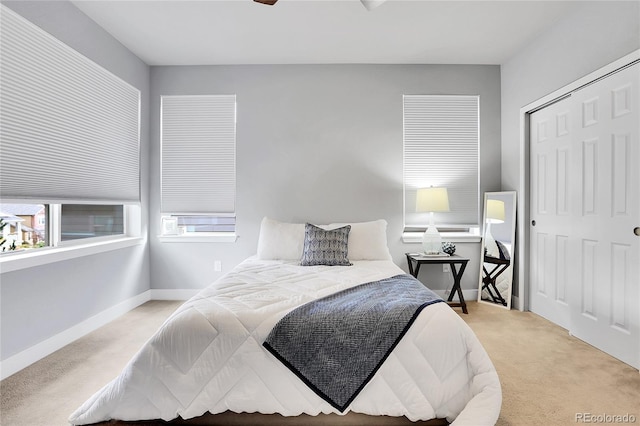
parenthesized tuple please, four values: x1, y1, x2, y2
(441, 241, 456, 255)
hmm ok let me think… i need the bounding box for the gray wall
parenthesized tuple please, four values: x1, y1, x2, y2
(0, 1, 151, 361)
(501, 1, 640, 191)
(149, 64, 501, 293)
(1, 0, 518, 362)
(500, 1, 640, 298)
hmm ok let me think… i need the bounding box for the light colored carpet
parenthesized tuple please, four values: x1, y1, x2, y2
(463, 302, 639, 426)
(1, 301, 638, 426)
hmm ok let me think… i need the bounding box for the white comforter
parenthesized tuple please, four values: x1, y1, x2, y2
(70, 258, 501, 425)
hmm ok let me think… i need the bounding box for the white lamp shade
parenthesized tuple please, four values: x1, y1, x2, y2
(360, 0, 386, 11)
(416, 187, 450, 213)
(486, 199, 505, 223)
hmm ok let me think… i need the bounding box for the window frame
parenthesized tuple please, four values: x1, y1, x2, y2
(159, 94, 237, 243)
(402, 94, 481, 239)
(0, 5, 144, 271)
(158, 213, 237, 243)
(0, 203, 143, 273)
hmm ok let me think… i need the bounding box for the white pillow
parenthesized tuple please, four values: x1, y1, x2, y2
(327, 220, 392, 261)
(256, 217, 305, 260)
(257, 217, 393, 261)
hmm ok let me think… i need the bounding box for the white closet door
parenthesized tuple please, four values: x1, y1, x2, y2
(530, 62, 639, 369)
(529, 97, 573, 330)
(568, 63, 639, 369)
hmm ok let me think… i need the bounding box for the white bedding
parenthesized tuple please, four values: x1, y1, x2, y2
(70, 258, 501, 425)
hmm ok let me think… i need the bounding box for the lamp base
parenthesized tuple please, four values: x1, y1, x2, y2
(422, 226, 442, 255)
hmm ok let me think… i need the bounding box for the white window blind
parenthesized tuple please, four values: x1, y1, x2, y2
(0, 5, 141, 204)
(161, 95, 236, 215)
(403, 95, 479, 228)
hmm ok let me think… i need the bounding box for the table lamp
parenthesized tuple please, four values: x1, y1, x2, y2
(416, 187, 450, 254)
(485, 199, 505, 239)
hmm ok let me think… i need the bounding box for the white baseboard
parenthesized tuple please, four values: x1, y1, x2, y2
(0, 290, 151, 381)
(150, 289, 199, 300)
(0, 289, 203, 380)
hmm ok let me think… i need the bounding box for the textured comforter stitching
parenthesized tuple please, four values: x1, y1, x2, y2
(69, 258, 501, 425)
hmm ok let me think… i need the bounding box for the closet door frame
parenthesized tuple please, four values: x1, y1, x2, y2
(517, 49, 640, 312)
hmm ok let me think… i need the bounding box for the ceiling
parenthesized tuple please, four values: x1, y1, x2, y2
(71, 0, 583, 66)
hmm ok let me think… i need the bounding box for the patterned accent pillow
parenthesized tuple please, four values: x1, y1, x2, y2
(300, 223, 352, 266)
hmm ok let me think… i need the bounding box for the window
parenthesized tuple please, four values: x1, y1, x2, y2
(0, 5, 140, 257)
(60, 205, 124, 241)
(0, 203, 129, 255)
(0, 203, 47, 252)
(403, 95, 479, 231)
(160, 95, 236, 237)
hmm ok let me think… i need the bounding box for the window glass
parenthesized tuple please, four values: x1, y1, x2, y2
(61, 205, 124, 241)
(0, 203, 48, 252)
(176, 215, 235, 234)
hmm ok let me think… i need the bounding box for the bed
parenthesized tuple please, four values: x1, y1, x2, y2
(69, 219, 501, 426)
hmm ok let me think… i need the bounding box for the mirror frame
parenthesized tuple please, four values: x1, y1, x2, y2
(477, 191, 517, 310)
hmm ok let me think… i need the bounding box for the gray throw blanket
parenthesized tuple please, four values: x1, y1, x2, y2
(263, 274, 444, 411)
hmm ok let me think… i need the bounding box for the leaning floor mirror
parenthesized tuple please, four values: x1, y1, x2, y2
(478, 191, 517, 309)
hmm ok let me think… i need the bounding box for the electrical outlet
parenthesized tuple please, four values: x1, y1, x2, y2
(442, 264, 450, 273)
(214, 260, 222, 272)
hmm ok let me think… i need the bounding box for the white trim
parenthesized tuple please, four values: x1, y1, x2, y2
(0, 236, 145, 274)
(0, 290, 151, 380)
(402, 232, 481, 244)
(517, 49, 640, 312)
(157, 233, 237, 243)
(150, 289, 200, 300)
(523, 52, 640, 115)
(0, 289, 202, 380)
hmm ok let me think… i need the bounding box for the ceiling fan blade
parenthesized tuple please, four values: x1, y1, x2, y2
(254, 0, 278, 5)
(360, 0, 386, 11)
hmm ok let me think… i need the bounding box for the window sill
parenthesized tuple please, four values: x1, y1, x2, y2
(158, 233, 237, 243)
(0, 236, 145, 274)
(402, 232, 481, 244)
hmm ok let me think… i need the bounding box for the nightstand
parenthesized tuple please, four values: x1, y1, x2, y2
(405, 253, 469, 314)
(481, 256, 510, 306)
